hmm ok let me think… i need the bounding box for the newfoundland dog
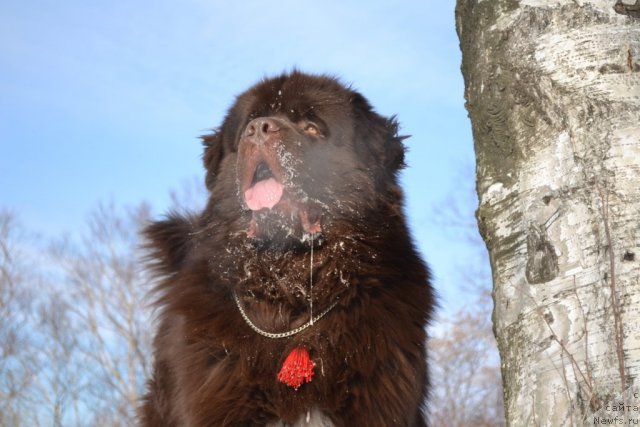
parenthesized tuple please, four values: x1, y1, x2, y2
(139, 71, 434, 426)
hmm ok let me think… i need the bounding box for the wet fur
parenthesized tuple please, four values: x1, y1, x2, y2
(139, 71, 434, 426)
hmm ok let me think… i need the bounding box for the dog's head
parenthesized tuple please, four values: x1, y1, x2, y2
(202, 71, 407, 248)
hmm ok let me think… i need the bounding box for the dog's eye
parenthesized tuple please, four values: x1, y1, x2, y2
(304, 123, 321, 137)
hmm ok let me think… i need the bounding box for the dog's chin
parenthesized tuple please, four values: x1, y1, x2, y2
(248, 209, 325, 252)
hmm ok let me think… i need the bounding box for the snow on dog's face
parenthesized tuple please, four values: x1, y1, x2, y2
(201, 71, 406, 250)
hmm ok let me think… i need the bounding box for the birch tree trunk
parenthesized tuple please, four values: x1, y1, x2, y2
(455, 1, 640, 425)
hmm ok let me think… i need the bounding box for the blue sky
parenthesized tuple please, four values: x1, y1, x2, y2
(0, 1, 479, 312)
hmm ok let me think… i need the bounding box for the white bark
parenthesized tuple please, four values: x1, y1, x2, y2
(456, 0, 640, 425)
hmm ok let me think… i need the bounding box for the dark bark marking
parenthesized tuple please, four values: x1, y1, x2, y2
(614, 1, 640, 18)
(525, 223, 559, 284)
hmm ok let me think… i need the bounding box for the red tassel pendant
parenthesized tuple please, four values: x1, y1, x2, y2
(277, 347, 315, 390)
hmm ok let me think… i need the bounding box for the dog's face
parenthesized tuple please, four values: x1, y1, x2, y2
(202, 71, 406, 249)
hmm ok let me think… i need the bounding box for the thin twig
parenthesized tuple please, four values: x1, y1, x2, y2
(598, 188, 628, 420)
(527, 294, 598, 406)
(571, 275, 600, 410)
(560, 350, 575, 426)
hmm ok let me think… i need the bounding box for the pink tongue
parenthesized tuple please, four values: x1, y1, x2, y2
(244, 178, 284, 211)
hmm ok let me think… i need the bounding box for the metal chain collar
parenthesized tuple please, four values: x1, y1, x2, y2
(233, 292, 338, 339)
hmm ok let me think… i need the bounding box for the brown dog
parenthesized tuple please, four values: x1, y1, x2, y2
(139, 71, 434, 426)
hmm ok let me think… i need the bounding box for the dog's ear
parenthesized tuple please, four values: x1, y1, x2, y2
(380, 115, 407, 173)
(202, 131, 224, 191)
(144, 214, 194, 275)
(350, 93, 406, 175)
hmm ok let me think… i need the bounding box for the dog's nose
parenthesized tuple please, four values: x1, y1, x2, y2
(244, 118, 281, 143)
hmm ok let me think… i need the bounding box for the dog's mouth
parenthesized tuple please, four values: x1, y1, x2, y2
(241, 156, 322, 240)
(244, 162, 284, 211)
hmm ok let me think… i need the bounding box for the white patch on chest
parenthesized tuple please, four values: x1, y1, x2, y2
(267, 408, 334, 427)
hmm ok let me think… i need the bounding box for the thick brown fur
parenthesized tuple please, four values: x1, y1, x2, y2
(139, 71, 434, 426)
